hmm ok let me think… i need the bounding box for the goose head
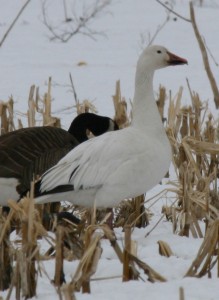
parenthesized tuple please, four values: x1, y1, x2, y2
(136, 45, 187, 77)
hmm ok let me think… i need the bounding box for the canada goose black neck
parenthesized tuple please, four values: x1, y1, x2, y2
(68, 113, 118, 143)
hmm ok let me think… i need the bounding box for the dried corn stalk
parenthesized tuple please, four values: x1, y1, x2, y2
(185, 219, 219, 277)
(157, 240, 173, 257)
(112, 80, 130, 128)
(0, 97, 15, 134)
(165, 84, 219, 236)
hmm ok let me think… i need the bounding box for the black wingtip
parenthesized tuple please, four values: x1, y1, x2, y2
(34, 180, 74, 198)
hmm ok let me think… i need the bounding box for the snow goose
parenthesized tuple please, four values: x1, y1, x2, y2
(35, 45, 187, 208)
(0, 112, 118, 206)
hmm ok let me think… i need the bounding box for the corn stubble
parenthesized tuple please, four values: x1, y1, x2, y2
(0, 76, 219, 299)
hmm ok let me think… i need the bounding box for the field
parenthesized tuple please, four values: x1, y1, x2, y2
(0, 1, 219, 299)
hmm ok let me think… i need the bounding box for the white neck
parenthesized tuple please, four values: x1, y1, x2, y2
(131, 68, 164, 135)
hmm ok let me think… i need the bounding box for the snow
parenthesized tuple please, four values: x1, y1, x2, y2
(1, 0, 219, 299)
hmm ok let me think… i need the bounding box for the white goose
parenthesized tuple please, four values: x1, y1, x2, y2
(35, 45, 187, 208)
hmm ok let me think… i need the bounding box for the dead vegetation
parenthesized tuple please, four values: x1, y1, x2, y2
(164, 84, 219, 236)
(1, 71, 219, 298)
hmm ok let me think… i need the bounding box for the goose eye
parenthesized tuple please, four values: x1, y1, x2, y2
(157, 50, 162, 54)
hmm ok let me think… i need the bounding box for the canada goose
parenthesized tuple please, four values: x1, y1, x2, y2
(35, 45, 187, 208)
(0, 112, 118, 206)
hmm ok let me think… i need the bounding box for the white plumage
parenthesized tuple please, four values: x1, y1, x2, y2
(36, 45, 187, 208)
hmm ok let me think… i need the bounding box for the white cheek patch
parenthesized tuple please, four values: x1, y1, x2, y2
(107, 119, 116, 132)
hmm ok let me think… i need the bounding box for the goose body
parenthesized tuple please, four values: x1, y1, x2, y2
(0, 113, 118, 206)
(35, 45, 187, 208)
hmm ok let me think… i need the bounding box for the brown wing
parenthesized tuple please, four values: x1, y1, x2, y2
(0, 126, 79, 196)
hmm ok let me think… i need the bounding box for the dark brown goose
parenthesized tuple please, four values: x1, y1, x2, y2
(0, 112, 118, 206)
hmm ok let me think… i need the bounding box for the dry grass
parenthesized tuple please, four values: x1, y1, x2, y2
(112, 80, 131, 128)
(3, 186, 48, 299)
(185, 219, 219, 277)
(157, 240, 173, 257)
(161, 82, 219, 237)
(1, 76, 219, 298)
(0, 97, 15, 133)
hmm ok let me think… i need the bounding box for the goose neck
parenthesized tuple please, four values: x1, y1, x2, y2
(132, 71, 163, 131)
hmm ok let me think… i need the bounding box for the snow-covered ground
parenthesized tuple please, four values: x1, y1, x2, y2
(0, 0, 219, 299)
